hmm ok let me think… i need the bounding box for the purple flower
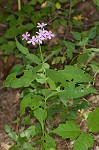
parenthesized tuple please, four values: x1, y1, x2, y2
(35, 35, 44, 44)
(36, 29, 54, 40)
(27, 36, 36, 45)
(22, 32, 30, 40)
(45, 31, 54, 39)
(36, 29, 47, 38)
(37, 23, 47, 29)
(22, 23, 54, 45)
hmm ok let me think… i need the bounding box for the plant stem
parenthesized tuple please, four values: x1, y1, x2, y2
(42, 124, 45, 150)
(39, 44, 48, 150)
(18, 0, 21, 11)
(39, 43, 44, 64)
(42, 98, 47, 150)
(39, 43, 48, 89)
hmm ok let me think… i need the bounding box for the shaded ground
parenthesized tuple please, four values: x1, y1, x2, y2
(0, 0, 99, 149)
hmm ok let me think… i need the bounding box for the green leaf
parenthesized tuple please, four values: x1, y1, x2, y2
(4, 73, 17, 87)
(44, 133, 56, 149)
(59, 17, 67, 27)
(26, 53, 41, 65)
(59, 0, 67, 2)
(9, 145, 18, 150)
(1, 41, 16, 53)
(76, 37, 88, 46)
(73, 134, 94, 150)
(13, 117, 20, 124)
(77, 53, 89, 67)
(16, 40, 29, 55)
(58, 86, 96, 99)
(61, 40, 74, 59)
(22, 115, 30, 125)
(47, 78, 56, 90)
(72, 31, 81, 40)
(63, 41, 75, 51)
(18, 137, 27, 146)
(5, 27, 18, 38)
(20, 126, 36, 139)
(4, 69, 35, 88)
(5, 125, 11, 133)
(20, 94, 42, 116)
(87, 108, 99, 132)
(53, 19, 59, 30)
(44, 50, 60, 62)
(26, 126, 36, 137)
(92, 0, 99, 6)
(8, 132, 18, 141)
(36, 73, 48, 84)
(52, 121, 81, 140)
(0, 37, 7, 44)
(10, 64, 24, 74)
(22, 5, 34, 13)
(46, 69, 68, 88)
(37, 0, 44, 4)
(90, 63, 99, 73)
(87, 48, 99, 52)
(60, 65, 94, 82)
(34, 108, 47, 129)
(88, 26, 96, 39)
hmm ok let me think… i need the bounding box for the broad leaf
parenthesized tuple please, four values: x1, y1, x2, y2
(20, 125, 36, 138)
(63, 41, 75, 51)
(10, 64, 24, 74)
(52, 121, 81, 140)
(87, 108, 99, 132)
(5, 125, 11, 133)
(8, 132, 18, 141)
(18, 137, 27, 147)
(34, 108, 47, 130)
(76, 37, 88, 46)
(58, 86, 96, 99)
(63, 41, 75, 59)
(46, 69, 68, 88)
(22, 115, 30, 125)
(77, 53, 89, 67)
(4, 73, 17, 87)
(88, 26, 96, 39)
(72, 31, 81, 40)
(16, 40, 29, 54)
(20, 94, 42, 116)
(60, 65, 94, 82)
(26, 125, 36, 137)
(26, 53, 41, 65)
(47, 78, 56, 90)
(73, 134, 94, 150)
(4, 69, 35, 88)
(44, 133, 56, 149)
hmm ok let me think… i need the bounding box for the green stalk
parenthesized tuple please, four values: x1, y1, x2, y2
(39, 43, 47, 150)
(42, 97, 47, 150)
(39, 43, 49, 89)
(39, 43, 44, 64)
(18, 0, 21, 11)
(42, 124, 45, 150)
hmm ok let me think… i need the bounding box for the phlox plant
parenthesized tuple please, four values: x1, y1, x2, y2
(4, 23, 98, 150)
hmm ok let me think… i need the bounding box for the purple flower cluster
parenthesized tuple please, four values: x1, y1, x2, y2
(22, 23, 54, 45)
